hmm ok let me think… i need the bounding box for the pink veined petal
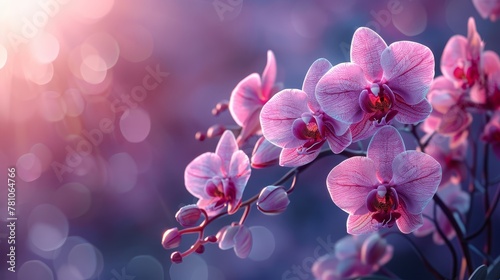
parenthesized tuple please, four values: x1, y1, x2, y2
(482, 50, 500, 75)
(467, 17, 483, 62)
(279, 146, 321, 167)
(381, 41, 435, 105)
(260, 89, 311, 148)
(393, 96, 432, 124)
(251, 136, 281, 168)
(219, 225, 238, 250)
(325, 126, 352, 154)
(228, 150, 251, 214)
(427, 76, 460, 115)
(316, 63, 369, 123)
(327, 157, 379, 215)
(302, 58, 332, 112)
(229, 73, 263, 127)
(350, 27, 387, 82)
(347, 213, 376, 235)
(391, 151, 442, 215)
(184, 153, 222, 199)
(261, 50, 277, 101)
(440, 35, 468, 82)
(367, 126, 405, 183)
(472, 0, 500, 20)
(395, 202, 424, 234)
(234, 225, 253, 259)
(215, 131, 239, 175)
(236, 107, 262, 146)
(437, 106, 473, 135)
(350, 115, 380, 142)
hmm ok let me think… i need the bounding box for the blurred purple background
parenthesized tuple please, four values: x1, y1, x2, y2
(0, 0, 499, 279)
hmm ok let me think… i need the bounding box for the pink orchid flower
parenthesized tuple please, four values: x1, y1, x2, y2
(327, 126, 441, 234)
(473, 0, 500, 21)
(422, 134, 467, 185)
(441, 18, 483, 92)
(414, 182, 470, 245)
(481, 111, 500, 157)
(423, 76, 472, 148)
(260, 58, 352, 167)
(184, 131, 251, 216)
(312, 233, 393, 280)
(316, 27, 434, 141)
(228, 50, 280, 146)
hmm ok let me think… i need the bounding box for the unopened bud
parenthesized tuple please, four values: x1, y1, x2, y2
(251, 137, 281, 168)
(162, 227, 182, 249)
(195, 244, 205, 254)
(212, 100, 229, 116)
(207, 124, 226, 138)
(204, 235, 217, 243)
(257, 186, 290, 215)
(195, 132, 206, 141)
(170, 251, 183, 263)
(175, 205, 202, 227)
(360, 233, 393, 266)
(216, 224, 253, 259)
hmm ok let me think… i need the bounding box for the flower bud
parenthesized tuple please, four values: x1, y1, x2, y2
(251, 137, 281, 168)
(204, 235, 217, 243)
(360, 233, 393, 267)
(175, 205, 202, 227)
(216, 224, 253, 259)
(170, 251, 183, 263)
(257, 186, 290, 215)
(195, 244, 205, 254)
(162, 227, 182, 249)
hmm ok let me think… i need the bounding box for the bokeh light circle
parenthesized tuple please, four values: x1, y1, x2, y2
(28, 204, 69, 252)
(107, 152, 138, 193)
(248, 226, 276, 261)
(18, 260, 54, 280)
(119, 108, 151, 143)
(67, 243, 100, 279)
(127, 255, 164, 279)
(54, 182, 92, 218)
(392, 0, 427, 36)
(16, 153, 43, 182)
(170, 254, 208, 280)
(40, 91, 67, 122)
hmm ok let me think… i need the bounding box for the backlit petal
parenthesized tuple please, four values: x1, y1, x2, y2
(392, 151, 441, 214)
(302, 58, 332, 111)
(229, 73, 263, 127)
(216, 131, 239, 174)
(351, 27, 387, 82)
(327, 157, 379, 215)
(367, 126, 405, 183)
(260, 89, 310, 148)
(393, 96, 432, 124)
(279, 146, 321, 167)
(184, 153, 222, 199)
(316, 63, 368, 123)
(261, 50, 277, 100)
(347, 213, 375, 235)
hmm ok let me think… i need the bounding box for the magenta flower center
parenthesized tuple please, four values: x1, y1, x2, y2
(453, 63, 479, 88)
(206, 177, 235, 209)
(360, 84, 395, 123)
(367, 185, 401, 228)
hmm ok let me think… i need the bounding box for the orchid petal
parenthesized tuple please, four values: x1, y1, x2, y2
(279, 147, 321, 167)
(260, 89, 310, 148)
(347, 213, 375, 235)
(251, 137, 281, 168)
(393, 96, 432, 124)
(184, 153, 222, 198)
(440, 35, 468, 82)
(327, 157, 379, 215)
(367, 126, 405, 183)
(216, 131, 239, 174)
(350, 115, 379, 142)
(302, 58, 332, 111)
(392, 151, 441, 214)
(351, 27, 387, 82)
(395, 203, 424, 234)
(316, 63, 368, 123)
(382, 41, 435, 105)
(261, 50, 277, 100)
(325, 127, 352, 154)
(229, 73, 263, 127)
(234, 226, 253, 258)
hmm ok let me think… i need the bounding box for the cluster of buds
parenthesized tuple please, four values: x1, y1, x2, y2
(162, 183, 291, 263)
